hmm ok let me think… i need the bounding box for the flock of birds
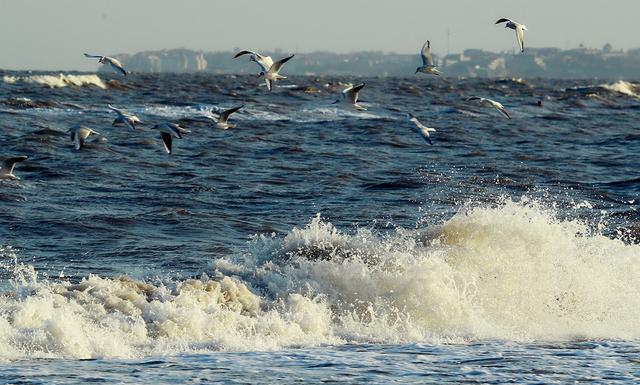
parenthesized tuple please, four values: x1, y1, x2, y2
(1, 17, 528, 180)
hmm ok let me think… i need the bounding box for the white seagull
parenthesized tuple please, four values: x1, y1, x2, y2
(407, 113, 436, 145)
(467, 97, 511, 119)
(68, 126, 102, 150)
(495, 18, 527, 53)
(233, 50, 274, 74)
(83, 53, 128, 76)
(108, 105, 142, 130)
(258, 54, 295, 92)
(333, 83, 367, 111)
(0, 156, 28, 180)
(212, 105, 243, 129)
(415, 40, 441, 76)
(152, 122, 190, 154)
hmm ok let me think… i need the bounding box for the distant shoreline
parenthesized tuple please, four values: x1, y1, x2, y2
(1, 69, 638, 82)
(58, 46, 640, 79)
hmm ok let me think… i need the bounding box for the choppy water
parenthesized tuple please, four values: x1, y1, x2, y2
(1, 71, 639, 383)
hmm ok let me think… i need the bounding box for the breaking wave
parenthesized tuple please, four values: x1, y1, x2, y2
(601, 80, 640, 98)
(1, 197, 638, 360)
(3, 74, 106, 89)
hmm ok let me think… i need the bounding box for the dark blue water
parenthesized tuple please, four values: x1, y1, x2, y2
(0, 71, 639, 383)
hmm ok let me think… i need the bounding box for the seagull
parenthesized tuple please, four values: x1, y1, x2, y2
(467, 97, 511, 119)
(83, 53, 128, 76)
(258, 54, 295, 92)
(233, 50, 274, 74)
(152, 122, 190, 154)
(212, 105, 243, 129)
(415, 40, 441, 75)
(333, 83, 367, 111)
(0, 156, 28, 180)
(495, 18, 527, 53)
(108, 105, 142, 130)
(68, 126, 102, 150)
(407, 113, 436, 145)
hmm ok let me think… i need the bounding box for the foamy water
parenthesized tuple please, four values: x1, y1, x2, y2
(3, 73, 106, 89)
(601, 80, 640, 98)
(1, 198, 638, 361)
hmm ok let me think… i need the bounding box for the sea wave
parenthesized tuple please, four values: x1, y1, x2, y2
(1, 197, 639, 360)
(3, 74, 106, 89)
(601, 80, 640, 98)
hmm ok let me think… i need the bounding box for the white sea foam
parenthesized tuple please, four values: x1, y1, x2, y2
(142, 103, 390, 123)
(1, 198, 639, 360)
(601, 80, 640, 98)
(3, 74, 106, 89)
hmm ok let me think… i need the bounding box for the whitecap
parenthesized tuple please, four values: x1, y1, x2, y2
(3, 74, 106, 89)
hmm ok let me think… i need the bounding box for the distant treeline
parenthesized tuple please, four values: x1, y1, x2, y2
(108, 46, 640, 79)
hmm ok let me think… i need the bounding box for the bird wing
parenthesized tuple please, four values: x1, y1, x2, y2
(160, 132, 172, 154)
(108, 104, 126, 117)
(268, 54, 294, 74)
(420, 130, 433, 145)
(410, 116, 427, 130)
(218, 105, 244, 124)
(497, 106, 511, 119)
(265, 78, 273, 92)
(410, 116, 436, 134)
(165, 123, 182, 138)
(233, 50, 273, 72)
(515, 25, 525, 52)
(495, 18, 511, 24)
(254, 55, 273, 72)
(489, 100, 511, 119)
(83, 53, 103, 59)
(108, 59, 127, 76)
(1, 156, 28, 175)
(168, 123, 190, 136)
(112, 117, 125, 127)
(344, 83, 365, 104)
(126, 118, 136, 130)
(233, 50, 258, 59)
(74, 130, 85, 150)
(420, 40, 434, 66)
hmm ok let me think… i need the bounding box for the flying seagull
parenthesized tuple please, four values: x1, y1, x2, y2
(108, 105, 142, 130)
(152, 122, 190, 154)
(258, 54, 295, 92)
(415, 40, 441, 75)
(83, 53, 128, 76)
(407, 113, 436, 145)
(467, 97, 511, 119)
(0, 156, 28, 180)
(212, 105, 243, 129)
(233, 50, 274, 74)
(333, 83, 367, 111)
(68, 126, 102, 150)
(495, 18, 527, 53)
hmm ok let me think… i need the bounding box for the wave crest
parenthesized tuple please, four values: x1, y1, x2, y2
(3, 74, 106, 89)
(601, 80, 640, 97)
(1, 198, 639, 360)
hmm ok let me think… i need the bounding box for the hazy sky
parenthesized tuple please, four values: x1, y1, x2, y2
(1, 0, 638, 71)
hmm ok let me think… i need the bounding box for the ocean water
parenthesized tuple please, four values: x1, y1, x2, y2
(1, 71, 639, 383)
